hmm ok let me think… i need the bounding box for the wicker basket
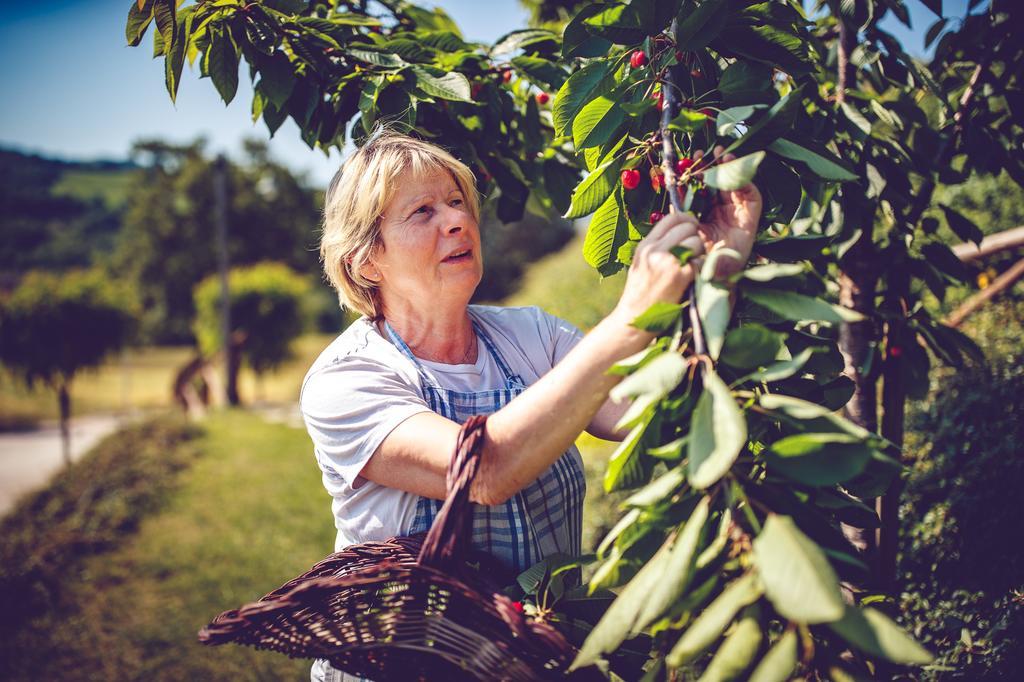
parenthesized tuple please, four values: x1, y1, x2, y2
(198, 415, 596, 681)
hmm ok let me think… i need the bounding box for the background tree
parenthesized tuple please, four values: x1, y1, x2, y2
(111, 138, 321, 343)
(193, 261, 311, 405)
(0, 269, 137, 463)
(125, 0, 1022, 677)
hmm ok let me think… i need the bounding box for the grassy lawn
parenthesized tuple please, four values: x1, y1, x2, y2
(0, 405, 624, 680)
(1, 410, 335, 681)
(0, 333, 339, 429)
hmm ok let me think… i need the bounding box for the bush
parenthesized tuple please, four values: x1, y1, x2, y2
(193, 261, 311, 375)
(898, 294, 1024, 679)
(0, 416, 202, 649)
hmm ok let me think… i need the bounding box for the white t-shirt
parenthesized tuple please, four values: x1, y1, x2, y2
(299, 304, 584, 552)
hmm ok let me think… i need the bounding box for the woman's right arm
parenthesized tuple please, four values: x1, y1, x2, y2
(358, 211, 708, 506)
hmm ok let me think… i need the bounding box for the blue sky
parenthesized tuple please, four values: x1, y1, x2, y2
(0, 0, 975, 186)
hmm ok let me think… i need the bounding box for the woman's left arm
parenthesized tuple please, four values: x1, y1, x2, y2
(585, 147, 763, 443)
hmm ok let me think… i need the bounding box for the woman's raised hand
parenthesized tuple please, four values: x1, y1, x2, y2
(614, 211, 706, 323)
(693, 146, 763, 280)
(613, 147, 763, 324)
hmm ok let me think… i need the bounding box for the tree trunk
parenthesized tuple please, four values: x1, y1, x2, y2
(58, 379, 72, 467)
(878, 269, 909, 592)
(226, 334, 242, 407)
(834, 15, 880, 557)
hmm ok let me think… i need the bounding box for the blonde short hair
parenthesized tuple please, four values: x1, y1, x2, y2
(320, 131, 481, 320)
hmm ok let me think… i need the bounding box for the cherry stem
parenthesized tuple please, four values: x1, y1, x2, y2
(660, 19, 706, 360)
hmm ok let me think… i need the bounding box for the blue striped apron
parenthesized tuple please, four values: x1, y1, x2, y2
(312, 313, 587, 681)
(385, 313, 586, 574)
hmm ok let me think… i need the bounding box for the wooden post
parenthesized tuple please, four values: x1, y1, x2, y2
(946, 258, 1024, 328)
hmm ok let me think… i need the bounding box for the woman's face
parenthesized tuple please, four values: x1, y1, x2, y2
(366, 167, 482, 314)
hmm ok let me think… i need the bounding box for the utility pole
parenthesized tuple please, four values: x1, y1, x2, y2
(213, 155, 236, 406)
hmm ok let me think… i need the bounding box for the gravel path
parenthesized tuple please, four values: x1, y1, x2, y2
(0, 414, 128, 518)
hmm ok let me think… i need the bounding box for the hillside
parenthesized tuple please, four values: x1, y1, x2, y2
(0, 148, 137, 282)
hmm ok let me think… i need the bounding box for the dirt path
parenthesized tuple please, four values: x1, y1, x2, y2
(0, 414, 128, 518)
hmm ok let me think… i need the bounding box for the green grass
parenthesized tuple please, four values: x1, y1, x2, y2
(0, 410, 335, 681)
(504, 234, 625, 331)
(0, 333, 339, 429)
(50, 169, 138, 210)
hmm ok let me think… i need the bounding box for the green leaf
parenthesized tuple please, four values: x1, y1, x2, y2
(347, 48, 406, 68)
(718, 61, 775, 107)
(604, 413, 658, 492)
(582, 190, 628, 276)
(631, 302, 684, 332)
(634, 496, 711, 631)
(126, 0, 155, 46)
(623, 466, 686, 509)
(841, 101, 872, 136)
(720, 324, 786, 369)
(153, 0, 177, 49)
(675, 0, 730, 50)
(829, 607, 934, 664)
(207, 28, 240, 105)
(666, 572, 763, 667)
(698, 605, 763, 681)
(552, 60, 613, 137)
(567, 157, 622, 220)
(919, 0, 943, 17)
(703, 152, 766, 191)
(717, 105, 765, 137)
(768, 139, 857, 181)
(940, 205, 984, 247)
(715, 24, 812, 77)
(595, 507, 640, 561)
(745, 289, 864, 324)
(610, 351, 687, 404)
(510, 55, 566, 91)
(753, 515, 845, 624)
(922, 241, 969, 282)
(582, 4, 646, 45)
(164, 12, 191, 103)
(572, 527, 677, 670)
(491, 28, 557, 55)
(573, 93, 626, 150)
(759, 393, 873, 441)
(667, 108, 710, 135)
(696, 279, 731, 362)
(740, 263, 805, 282)
(561, 4, 613, 59)
(765, 433, 873, 486)
(358, 76, 383, 134)
(688, 371, 747, 489)
(724, 87, 803, 157)
(749, 629, 798, 682)
(743, 347, 816, 383)
(257, 54, 297, 109)
(411, 67, 472, 101)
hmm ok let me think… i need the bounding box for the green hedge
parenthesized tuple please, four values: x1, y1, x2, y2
(898, 295, 1024, 679)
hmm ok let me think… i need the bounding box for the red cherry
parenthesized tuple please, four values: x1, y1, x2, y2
(629, 50, 648, 68)
(675, 50, 684, 62)
(691, 69, 704, 79)
(471, 83, 483, 99)
(502, 69, 513, 83)
(700, 107, 716, 119)
(536, 92, 550, 105)
(512, 601, 524, 613)
(653, 90, 664, 111)
(890, 345, 903, 358)
(675, 158, 694, 174)
(650, 211, 664, 223)
(621, 169, 641, 190)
